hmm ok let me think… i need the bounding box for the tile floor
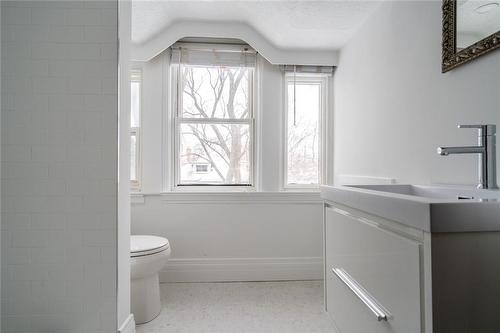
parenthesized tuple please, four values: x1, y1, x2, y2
(136, 281, 336, 333)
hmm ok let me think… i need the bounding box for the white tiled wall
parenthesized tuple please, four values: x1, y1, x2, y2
(1, 1, 118, 332)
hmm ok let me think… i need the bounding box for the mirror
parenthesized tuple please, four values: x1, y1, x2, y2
(442, 0, 500, 72)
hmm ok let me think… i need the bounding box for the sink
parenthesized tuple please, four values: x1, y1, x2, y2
(347, 184, 500, 200)
(320, 184, 500, 232)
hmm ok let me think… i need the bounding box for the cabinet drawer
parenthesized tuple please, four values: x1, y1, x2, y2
(325, 206, 421, 333)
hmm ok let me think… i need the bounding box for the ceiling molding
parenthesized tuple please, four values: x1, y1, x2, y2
(131, 20, 339, 66)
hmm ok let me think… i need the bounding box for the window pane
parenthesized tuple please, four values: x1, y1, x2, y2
(179, 123, 250, 185)
(130, 133, 137, 182)
(181, 66, 250, 119)
(287, 83, 320, 185)
(131, 81, 140, 127)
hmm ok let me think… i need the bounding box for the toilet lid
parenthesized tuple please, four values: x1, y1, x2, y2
(131, 235, 169, 257)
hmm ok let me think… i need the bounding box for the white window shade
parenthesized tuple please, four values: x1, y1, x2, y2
(171, 42, 257, 68)
(280, 65, 335, 75)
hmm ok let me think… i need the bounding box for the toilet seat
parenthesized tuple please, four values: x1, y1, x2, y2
(131, 235, 170, 258)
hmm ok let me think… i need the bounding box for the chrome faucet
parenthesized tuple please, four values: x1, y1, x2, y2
(437, 124, 498, 189)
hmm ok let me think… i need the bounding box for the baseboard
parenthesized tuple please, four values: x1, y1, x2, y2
(118, 314, 136, 333)
(160, 257, 323, 283)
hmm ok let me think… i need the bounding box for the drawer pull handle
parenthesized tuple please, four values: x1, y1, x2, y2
(332, 268, 392, 321)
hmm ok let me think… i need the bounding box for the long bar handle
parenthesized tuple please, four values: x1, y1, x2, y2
(332, 268, 392, 322)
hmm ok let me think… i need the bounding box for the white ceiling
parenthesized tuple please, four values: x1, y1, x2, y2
(131, 1, 381, 51)
(457, 0, 500, 39)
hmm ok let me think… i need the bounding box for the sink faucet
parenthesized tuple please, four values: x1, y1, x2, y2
(437, 124, 498, 189)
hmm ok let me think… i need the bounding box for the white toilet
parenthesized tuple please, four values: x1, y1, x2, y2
(130, 235, 171, 324)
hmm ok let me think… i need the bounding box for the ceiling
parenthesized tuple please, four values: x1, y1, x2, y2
(131, 1, 381, 51)
(457, 0, 500, 39)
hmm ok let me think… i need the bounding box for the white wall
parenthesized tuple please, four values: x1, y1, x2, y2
(131, 49, 330, 281)
(132, 193, 323, 282)
(334, 1, 500, 186)
(1, 1, 118, 332)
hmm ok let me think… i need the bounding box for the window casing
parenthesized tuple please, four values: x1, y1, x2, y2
(283, 73, 328, 190)
(171, 44, 256, 189)
(130, 70, 142, 191)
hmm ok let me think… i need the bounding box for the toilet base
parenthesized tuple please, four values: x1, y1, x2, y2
(131, 273, 161, 324)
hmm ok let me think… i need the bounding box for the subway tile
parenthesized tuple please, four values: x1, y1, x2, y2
(3, 41, 31, 59)
(30, 247, 65, 264)
(2, 110, 30, 127)
(101, 8, 118, 26)
(3, 162, 49, 180)
(2, 0, 119, 330)
(31, 145, 67, 162)
(66, 43, 102, 60)
(4, 247, 31, 264)
(3, 24, 50, 42)
(82, 229, 115, 247)
(30, 213, 66, 230)
(68, 77, 102, 94)
(32, 77, 68, 94)
(31, 180, 67, 196)
(2, 315, 32, 332)
(48, 25, 85, 43)
(31, 7, 66, 25)
(7, 263, 49, 281)
(3, 145, 31, 162)
(67, 145, 102, 162)
(84, 94, 116, 111)
(31, 279, 67, 299)
(3, 125, 48, 145)
(1, 213, 31, 230)
(99, 42, 117, 60)
(2, 280, 31, 299)
(14, 94, 49, 112)
(84, 26, 116, 43)
(2, 6, 31, 25)
(3, 59, 49, 76)
(49, 163, 85, 180)
(49, 94, 86, 113)
(11, 230, 48, 247)
(66, 8, 101, 26)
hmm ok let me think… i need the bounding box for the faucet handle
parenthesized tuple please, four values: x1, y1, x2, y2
(458, 124, 496, 136)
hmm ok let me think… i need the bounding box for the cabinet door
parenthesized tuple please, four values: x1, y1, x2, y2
(325, 206, 422, 333)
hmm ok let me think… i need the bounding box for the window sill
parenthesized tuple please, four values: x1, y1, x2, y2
(171, 185, 256, 193)
(131, 191, 322, 205)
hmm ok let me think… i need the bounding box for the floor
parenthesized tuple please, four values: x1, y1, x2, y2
(136, 281, 336, 333)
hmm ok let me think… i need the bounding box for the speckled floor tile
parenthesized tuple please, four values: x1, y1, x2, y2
(135, 281, 336, 333)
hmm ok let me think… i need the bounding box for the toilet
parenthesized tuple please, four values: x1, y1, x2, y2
(130, 235, 171, 324)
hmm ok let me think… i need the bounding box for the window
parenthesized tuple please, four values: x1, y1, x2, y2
(130, 70, 142, 190)
(171, 44, 256, 187)
(283, 73, 327, 189)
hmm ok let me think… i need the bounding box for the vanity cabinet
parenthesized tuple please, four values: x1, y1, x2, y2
(324, 205, 428, 333)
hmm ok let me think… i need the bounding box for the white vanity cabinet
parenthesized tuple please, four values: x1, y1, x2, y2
(324, 204, 430, 333)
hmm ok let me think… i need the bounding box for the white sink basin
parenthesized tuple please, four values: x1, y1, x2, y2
(320, 184, 500, 232)
(347, 184, 500, 200)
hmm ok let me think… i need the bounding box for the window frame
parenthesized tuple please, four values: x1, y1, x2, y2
(171, 61, 256, 191)
(281, 73, 328, 191)
(130, 69, 142, 191)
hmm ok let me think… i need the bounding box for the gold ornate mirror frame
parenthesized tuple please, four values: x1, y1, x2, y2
(442, 0, 500, 72)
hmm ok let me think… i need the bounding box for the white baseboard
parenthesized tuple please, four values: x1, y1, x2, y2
(118, 314, 136, 333)
(160, 257, 323, 283)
